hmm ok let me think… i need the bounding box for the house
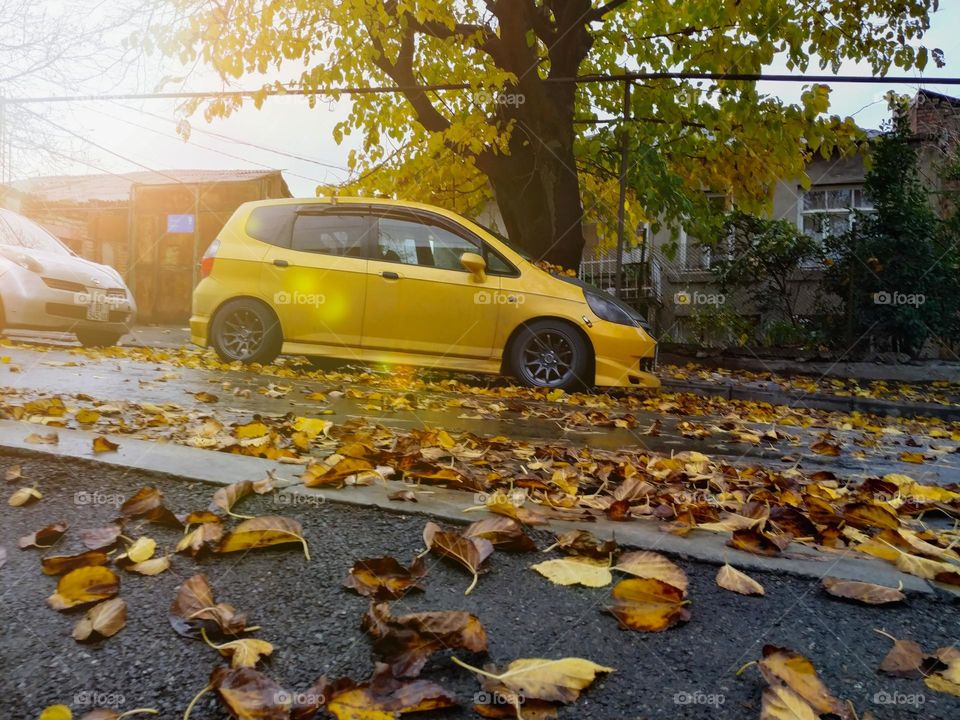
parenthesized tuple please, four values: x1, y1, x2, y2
(4, 169, 291, 323)
(584, 89, 960, 344)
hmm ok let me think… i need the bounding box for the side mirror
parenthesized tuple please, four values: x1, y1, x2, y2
(460, 252, 487, 281)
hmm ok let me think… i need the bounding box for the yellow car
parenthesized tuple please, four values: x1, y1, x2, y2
(191, 197, 659, 390)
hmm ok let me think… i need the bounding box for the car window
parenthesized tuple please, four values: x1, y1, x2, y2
(0, 210, 69, 255)
(484, 247, 514, 275)
(246, 205, 296, 247)
(378, 217, 479, 270)
(291, 214, 371, 258)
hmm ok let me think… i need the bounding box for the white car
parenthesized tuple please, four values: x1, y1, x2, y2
(0, 209, 136, 346)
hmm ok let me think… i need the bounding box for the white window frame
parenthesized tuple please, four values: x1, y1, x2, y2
(797, 184, 874, 242)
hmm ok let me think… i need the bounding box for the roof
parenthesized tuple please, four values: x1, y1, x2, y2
(12, 169, 289, 204)
(915, 89, 960, 107)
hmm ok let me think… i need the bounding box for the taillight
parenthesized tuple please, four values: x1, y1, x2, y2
(200, 238, 220, 278)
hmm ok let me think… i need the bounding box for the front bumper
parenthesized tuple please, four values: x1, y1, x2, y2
(1, 268, 135, 333)
(586, 318, 661, 389)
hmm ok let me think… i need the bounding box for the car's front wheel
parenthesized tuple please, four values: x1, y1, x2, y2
(210, 299, 282, 364)
(509, 319, 591, 391)
(75, 328, 123, 347)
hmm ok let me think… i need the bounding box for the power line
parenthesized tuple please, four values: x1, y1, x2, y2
(108, 101, 350, 173)
(2, 72, 959, 105)
(86, 103, 345, 186)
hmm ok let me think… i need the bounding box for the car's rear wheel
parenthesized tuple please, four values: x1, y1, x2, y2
(509, 319, 591, 391)
(75, 328, 123, 347)
(210, 299, 282, 364)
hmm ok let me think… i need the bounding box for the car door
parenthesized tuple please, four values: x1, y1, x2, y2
(362, 211, 501, 359)
(259, 207, 373, 350)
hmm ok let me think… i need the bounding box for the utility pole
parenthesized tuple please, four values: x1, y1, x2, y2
(614, 79, 631, 299)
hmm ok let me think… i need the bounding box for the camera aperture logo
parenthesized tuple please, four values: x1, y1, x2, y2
(674, 290, 726, 307)
(73, 290, 126, 306)
(274, 290, 326, 307)
(474, 291, 524, 306)
(873, 291, 925, 307)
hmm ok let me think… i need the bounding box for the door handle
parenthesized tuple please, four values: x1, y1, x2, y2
(381, 271, 400, 280)
(273, 259, 289, 268)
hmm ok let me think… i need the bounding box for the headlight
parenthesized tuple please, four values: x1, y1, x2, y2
(585, 291, 652, 332)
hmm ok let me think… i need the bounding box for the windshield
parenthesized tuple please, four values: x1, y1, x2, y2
(0, 210, 70, 255)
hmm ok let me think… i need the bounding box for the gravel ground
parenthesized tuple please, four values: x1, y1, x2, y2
(1, 451, 958, 720)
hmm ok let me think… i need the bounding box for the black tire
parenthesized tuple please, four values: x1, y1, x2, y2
(210, 298, 283, 364)
(508, 319, 592, 391)
(75, 328, 123, 347)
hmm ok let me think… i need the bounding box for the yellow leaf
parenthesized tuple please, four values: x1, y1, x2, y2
(453, 656, 613, 704)
(531, 558, 612, 587)
(716, 563, 765, 596)
(8, 486, 42, 507)
(48, 566, 120, 610)
(37, 706, 72, 720)
(607, 578, 689, 632)
(614, 551, 688, 594)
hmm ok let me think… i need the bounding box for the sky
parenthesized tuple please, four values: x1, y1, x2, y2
(6, 2, 960, 198)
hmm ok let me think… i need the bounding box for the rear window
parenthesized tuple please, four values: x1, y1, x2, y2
(245, 205, 296, 247)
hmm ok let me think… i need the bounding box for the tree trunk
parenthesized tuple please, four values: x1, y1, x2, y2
(485, 136, 586, 269)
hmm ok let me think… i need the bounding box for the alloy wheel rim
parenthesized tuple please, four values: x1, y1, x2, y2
(521, 330, 575, 386)
(220, 309, 265, 360)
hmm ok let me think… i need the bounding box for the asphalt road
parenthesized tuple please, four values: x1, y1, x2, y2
(1, 452, 958, 719)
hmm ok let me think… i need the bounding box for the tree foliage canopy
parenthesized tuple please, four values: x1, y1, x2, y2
(157, 0, 943, 267)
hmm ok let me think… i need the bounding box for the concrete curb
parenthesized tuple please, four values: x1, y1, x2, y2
(0, 419, 941, 596)
(662, 379, 960, 421)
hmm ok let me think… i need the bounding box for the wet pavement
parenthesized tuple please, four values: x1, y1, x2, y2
(2, 335, 959, 486)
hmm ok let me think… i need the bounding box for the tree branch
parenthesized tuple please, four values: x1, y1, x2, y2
(587, 0, 630, 22)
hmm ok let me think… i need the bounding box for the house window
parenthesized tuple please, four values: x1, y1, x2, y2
(800, 186, 874, 241)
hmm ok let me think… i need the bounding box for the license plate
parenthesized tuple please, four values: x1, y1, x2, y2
(86, 301, 110, 321)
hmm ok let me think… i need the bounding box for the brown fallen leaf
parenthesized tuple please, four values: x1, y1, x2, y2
(302, 455, 376, 487)
(8, 486, 42, 507)
(423, 521, 493, 595)
(464, 517, 537, 552)
(821, 577, 905, 605)
(613, 551, 688, 594)
(877, 633, 927, 678)
(548, 530, 617, 559)
(193, 391, 219, 403)
(323, 667, 457, 719)
(18, 520, 68, 549)
(176, 522, 223, 557)
(48, 566, 120, 610)
(758, 645, 848, 718)
(25, 432, 59, 444)
(452, 656, 614, 705)
(343, 556, 427, 600)
(212, 477, 274, 518)
(120, 487, 182, 528)
(79, 525, 123, 551)
(196, 667, 290, 720)
(606, 578, 690, 632)
(388, 489, 418, 502)
(727, 529, 783, 557)
(716, 563, 765, 596)
(218, 515, 310, 560)
(842, 501, 900, 530)
(363, 602, 488, 678)
(810, 440, 841, 456)
(169, 573, 250, 639)
(42, 550, 109, 576)
(4, 464, 21, 482)
(92, 436, 119, 453)
(72, 597, 127, 641)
